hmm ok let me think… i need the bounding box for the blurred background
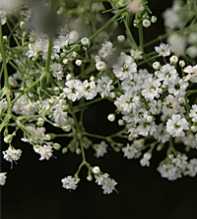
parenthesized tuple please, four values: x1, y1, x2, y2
(3, 1, 197, 219)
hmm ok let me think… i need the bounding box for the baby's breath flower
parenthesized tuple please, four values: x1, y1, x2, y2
(95, 173, 117, 194)
(34, 144, 53, 160)
(3, 147, 22, 163)
(61, 175, 80, 190)
(155, 43, 171, 57)
(166, 114, 189, 137)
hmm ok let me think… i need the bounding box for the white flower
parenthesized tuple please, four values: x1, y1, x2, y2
(61, 175, 79, 190)
(113, 52, 137, 80)
(96, 75, 114, 98)
(98, 41, 113, 59)
(95, 173, 117, 194)
(0, 172, 7, 186)
(155, 43, 171, 57)
(93, 141, 108, 158)
(166, 114, 189, 137)
(141, 77, 161, 100)
(157, 153, 188, 180)
(13, 95, 36, 115)
(34, 144, 53, 160)
(185, 159, 197, 177)
(140, 152, 152, 167)
(3, 146, 22, 162)
(122, 140, 144, 159)
(64, 76, 83, 102)
(155, 64, 178, 86)
(130, 49, 143, 60)
(189, 105, 197, 123)
(184, 64, 197, 74)
(52, 63, 63, 80)
(81, 79, 97, 100)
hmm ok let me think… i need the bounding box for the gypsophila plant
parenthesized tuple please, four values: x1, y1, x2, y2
(1, 0, 197, 194)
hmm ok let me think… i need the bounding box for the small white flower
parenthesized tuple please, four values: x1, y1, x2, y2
(93, 141, 108, 158)
(130, 49, 143, 60)
(185, 159, 197, 177)
(3, 146, 22, 162)
(52, 63, 63, 80)
(95, 173, 117, 194)
(166, 114, 189, 137)
(141, 77, 161, 100)
(34, 144, 53, 160)
(189, 105, 197, 123)
(64, 77, 83, 102)
(61, 175, 79, 190)
(0, 172, 7, 186)
(157, 153, 188, 180)
(98, 41, 113, 59)
(113, 52, 137, 80)
(155, 43, 171, 57)
(122, 140, 144, 159)
(140, 152, 152, 167)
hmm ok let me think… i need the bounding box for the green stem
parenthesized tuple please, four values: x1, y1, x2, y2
(0, 25, 9, 89)
(89, 8, 125, 40)
(45, 38, 53, 83)
(138, 24, 144, 51)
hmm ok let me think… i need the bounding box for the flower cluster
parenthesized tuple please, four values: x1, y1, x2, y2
(1, 0, 197, 194)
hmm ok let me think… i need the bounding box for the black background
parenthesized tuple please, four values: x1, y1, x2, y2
(3, 1, 197, 219)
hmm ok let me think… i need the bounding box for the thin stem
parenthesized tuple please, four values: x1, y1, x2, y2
(89, 8, 125, 40)
(0, 25, 9, 89)
(138, 24, 144, 51)
(124, 19, 138, 49)
(45, 38, 53, 83)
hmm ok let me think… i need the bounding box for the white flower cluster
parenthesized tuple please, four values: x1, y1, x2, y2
(3, 146, 22, 163)
(158, 153, 197, 180)
(95, 173, 117, 194)
(1, 0, 197, 194)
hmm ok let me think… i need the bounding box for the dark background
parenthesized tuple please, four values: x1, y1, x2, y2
(3, 1, 197, 219)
